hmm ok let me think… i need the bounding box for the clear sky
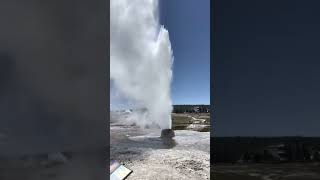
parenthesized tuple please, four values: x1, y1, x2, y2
(214, 0, 320, 136)
(160, 0, 210, 105)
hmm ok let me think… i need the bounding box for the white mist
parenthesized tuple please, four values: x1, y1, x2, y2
(110, 0, 174, 129)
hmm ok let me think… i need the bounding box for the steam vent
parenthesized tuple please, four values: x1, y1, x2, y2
(161, 129, 175, 139)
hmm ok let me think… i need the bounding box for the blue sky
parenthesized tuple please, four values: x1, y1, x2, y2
(160, 0, 210, 105)
(214, 0, 320, 136)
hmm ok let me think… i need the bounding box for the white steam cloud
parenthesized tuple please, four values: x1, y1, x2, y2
(110, 0, 174, 129)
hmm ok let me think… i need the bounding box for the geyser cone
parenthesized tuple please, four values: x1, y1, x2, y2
(161, 129, 175, 139)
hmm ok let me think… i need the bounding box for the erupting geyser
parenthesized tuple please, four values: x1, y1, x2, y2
(110, 0, 174, 129)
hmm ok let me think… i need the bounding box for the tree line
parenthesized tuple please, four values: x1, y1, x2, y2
(172, 105, 210, 113)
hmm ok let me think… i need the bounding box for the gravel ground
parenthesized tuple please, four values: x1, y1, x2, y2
(0, 151, 106, 180)
(213, 163, 320, 180)
(110, 123, 210, 180)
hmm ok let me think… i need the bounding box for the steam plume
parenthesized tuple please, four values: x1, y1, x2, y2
(110, 0, 174, 129)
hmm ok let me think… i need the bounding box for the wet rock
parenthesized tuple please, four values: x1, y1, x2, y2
(43, 152, 69, 168)
(161, 129, 175, 139)
(48, 152, 68, 163)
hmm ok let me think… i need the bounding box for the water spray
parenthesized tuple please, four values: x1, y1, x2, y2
(110, 0, 174, 130)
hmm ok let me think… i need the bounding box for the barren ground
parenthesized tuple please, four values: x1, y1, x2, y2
(110, 116, 210, 180)
(213, 163, 320, 180)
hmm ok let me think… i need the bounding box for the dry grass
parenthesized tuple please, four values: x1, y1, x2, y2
(171, 113, 210, 130)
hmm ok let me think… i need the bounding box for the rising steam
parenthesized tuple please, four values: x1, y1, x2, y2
(110, 0, 174, 129)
